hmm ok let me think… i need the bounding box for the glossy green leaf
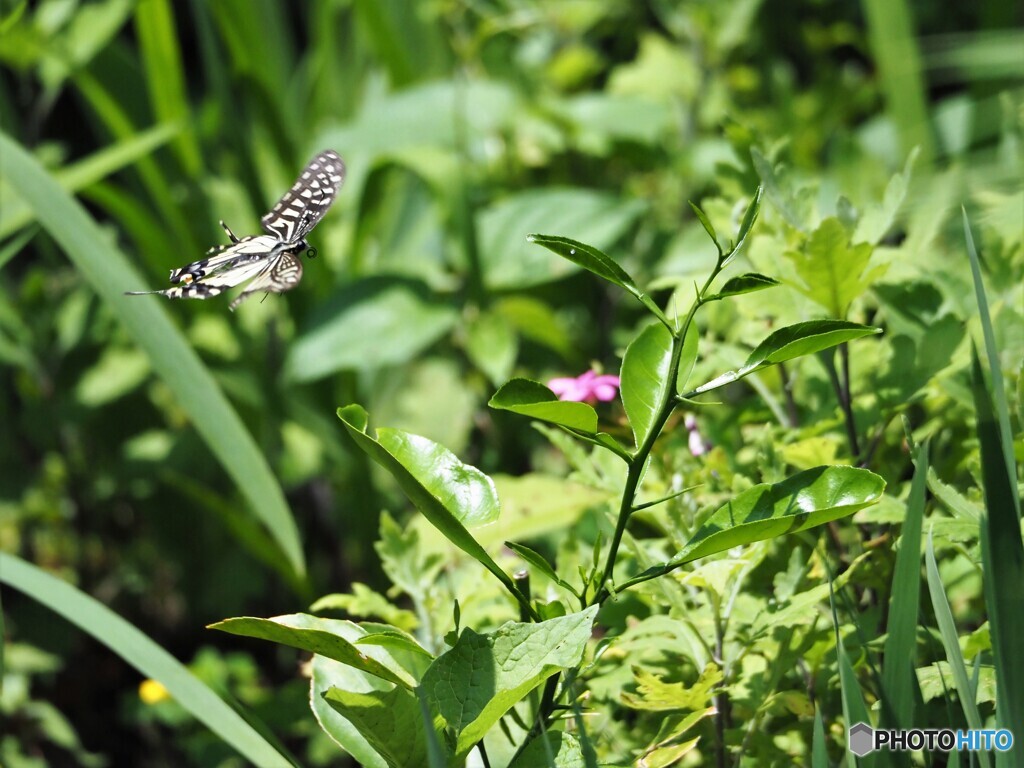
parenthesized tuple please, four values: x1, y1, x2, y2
(209, 614, 415, 689)
(0, 131, 305, 577)
(310, 654, 392, 768)
(621, 322, 674, 448)
(667, 466, 884, 567)
(488, 378, 599, 434)
(421, 606, 598, 761)
(338, 406, 529, 614)
(508, 731, 585, 768)
(708, 272, 780, 301)
(0, 553, 293, 768)
(527, 234, 667, 323)
(286, 277, 457, 382)
(479, 189, 645, 290)
(691, 320, 881, 395)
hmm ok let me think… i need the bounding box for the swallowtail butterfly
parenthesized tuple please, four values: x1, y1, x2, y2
(127, 150, 345, 311)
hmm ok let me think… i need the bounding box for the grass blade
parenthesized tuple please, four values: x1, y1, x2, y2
(0, 553, 294, 767)
(880, 440, 927, 729)
(0, 131, 306, 578)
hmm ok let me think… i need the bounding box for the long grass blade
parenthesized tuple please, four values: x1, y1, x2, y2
(0, 552, 295, 768)
(0, 131, 306, 578)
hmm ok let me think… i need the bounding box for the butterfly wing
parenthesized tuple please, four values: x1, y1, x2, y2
(228, 251, 304, 311)
(260, 150, 345, 245)
(167, 235, 279, 285)
(126, 257, 275, 302)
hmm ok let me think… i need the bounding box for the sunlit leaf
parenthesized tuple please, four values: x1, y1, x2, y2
(488, 378, 598, 433)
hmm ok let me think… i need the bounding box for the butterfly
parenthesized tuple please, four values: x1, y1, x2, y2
(127, 150, 345, 311)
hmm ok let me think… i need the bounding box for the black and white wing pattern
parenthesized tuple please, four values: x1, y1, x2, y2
(126, 150, 344, 310)
(260, 150, 346, 246)
(228, 251, 304, 311)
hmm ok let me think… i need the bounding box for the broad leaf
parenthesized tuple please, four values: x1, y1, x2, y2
(310, 652, 390, 768)
(337, 406, 525, 610)
(667, 466, 884, 567)
(488, 378, 598, 434)
(621, 322, 674, 448)
(465, 310, 518, 386)
(508, 731, 586, 768)
(209, 614, 416, 689)
(422, 606, 598, 761)
(691, 320, 881, 395)
(708, 273, 780, 301)
(785, 217, 886, 318)
(323, 686, 441, 768)
(528, 234, 667, 323)
(286, 277, 457, 382)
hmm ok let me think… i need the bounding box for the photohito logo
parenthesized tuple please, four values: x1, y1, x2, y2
(849, 723, 1014, 756)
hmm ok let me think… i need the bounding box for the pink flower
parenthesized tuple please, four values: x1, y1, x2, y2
(548, 370, 621, 404)
(684, 414, 710, 456)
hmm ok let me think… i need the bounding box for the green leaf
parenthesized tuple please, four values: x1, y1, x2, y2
(209, 614, 416, 689)
(508, 731, 586, 768)
(854, 149, 918, 244)
(691, 320, 882, 395)
(527, 234, 667, 324)
(310, 654, 389, 768)
(688, 200, 721, 252)
(675, 322, 699, 394)
(478, 188, 646, 290)
(0, 131, 305, 577)
(880, 441, 927, 731)
(0, 553, 294, 768)
(925, 534, 992, 768)
(621, 322, 674, 448)
(421, 606, 598, 761)
(323, 686, 441, 768)
(488, 379, 599, 434)
(505, 541, 580, 598)
(708, 273, 780, 301)
(972, 349, 1024, 756)
(465, 310, 518, 387)
(0, 122, 179, 238)
(286, 277, 458, 383)
(667, 466, 884, 567)
(725, 184, 763, 264)
(337, 406, 530, 615)
(785, 217, 885, 317)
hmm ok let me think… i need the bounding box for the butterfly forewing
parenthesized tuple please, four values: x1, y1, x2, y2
(168, 235, 279, 284)
(260, 150, 345, 245)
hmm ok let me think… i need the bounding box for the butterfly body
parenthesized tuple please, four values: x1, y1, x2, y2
(127, 150, 344, 310)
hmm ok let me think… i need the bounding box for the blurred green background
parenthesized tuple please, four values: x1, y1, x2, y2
(0, 0, 1021, 765)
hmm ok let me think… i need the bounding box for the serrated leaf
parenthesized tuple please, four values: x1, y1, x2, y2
(709, 273, 780, 301)
(421, 606, 598, 761)
(621, 322, 674, 448)
(666, 466, 884, 567)
(209, 614, 416, 689)
(691, 320, 881, 395)
(621, 664, 722, 712)
(311, 583, 419, 632)
(785, 217, 883, 318)
(488, 378, 598, 433)
(508, 731, 585, 768)
(338, 406, 525, 611)
(527, 234, 667, 323)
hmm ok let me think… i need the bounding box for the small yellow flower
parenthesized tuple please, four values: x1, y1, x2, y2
(139, 678, 170, 704)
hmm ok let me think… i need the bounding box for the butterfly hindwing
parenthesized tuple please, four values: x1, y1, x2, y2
(228, 251, 304, 311)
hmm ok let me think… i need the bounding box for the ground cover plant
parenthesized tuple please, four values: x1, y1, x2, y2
(0, 1, 1021, 766)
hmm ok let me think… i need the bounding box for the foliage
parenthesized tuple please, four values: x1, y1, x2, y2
(0, 0, 1021, 766)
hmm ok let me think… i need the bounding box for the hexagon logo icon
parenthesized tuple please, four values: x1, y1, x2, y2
(849, 722, 875, 756)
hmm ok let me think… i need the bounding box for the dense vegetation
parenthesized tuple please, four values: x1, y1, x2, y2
(1, 1, 1021, 766)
